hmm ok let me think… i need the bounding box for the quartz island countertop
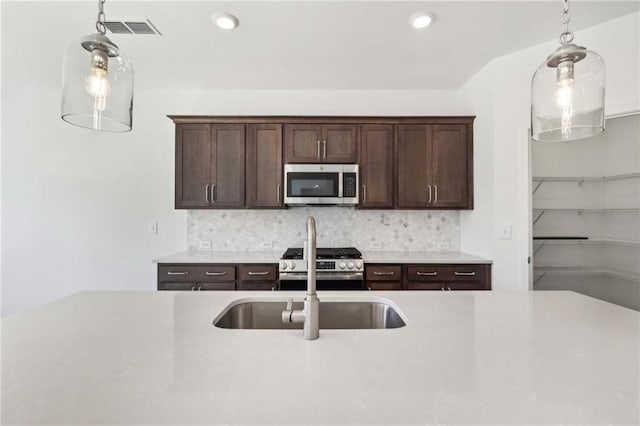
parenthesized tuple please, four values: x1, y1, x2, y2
(2, 290, 637, 425)
(154, 250, 492, 264)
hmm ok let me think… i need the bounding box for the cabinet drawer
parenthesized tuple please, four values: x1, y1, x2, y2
(158, 265, 236, 283)
(365, 265, 402, 281)
(366, 281, 402, 291)
(158, 282, 236, 291)
(239, 264, 278, 281)
(237, 281, 278, 291)
(406, 266, 447, 282)
(446, 265, 488, 282)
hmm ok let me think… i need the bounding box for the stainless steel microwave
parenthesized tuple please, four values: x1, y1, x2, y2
(284, 164, 359, 206)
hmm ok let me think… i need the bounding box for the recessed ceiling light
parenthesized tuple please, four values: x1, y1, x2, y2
(212, 12, 239, 30)
(410, 11, 435, 29)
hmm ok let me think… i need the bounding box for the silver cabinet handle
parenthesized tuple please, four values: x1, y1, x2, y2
(323, 140, 327, 160)
(440, 287, 446, 291)
(276, 184, 281, 204)
(416, 271, 438, 276)
(211, 184, 216, 203)
(317, 141, 321, 159)
(427, 185, 432, 204)
(167, 271, 188, 276)
(205, 271, 226, 276)
(447, 287, 452, 291)
(271, 286, 276, 291)
(454, 271, 476, 276)
(367, 286, 372, 291)
(205, 184, 210, 203)
(197, 286, 202, 291)
(362, 185, 367, 203)
(373, 271, 394, 276)
(248, 271, 270, 276)
(191, 286, 196, 291)
(434, 184, 438, 204)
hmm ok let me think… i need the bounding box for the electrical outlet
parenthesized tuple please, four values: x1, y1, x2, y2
(147, 221, 158, 235)
(500, 225, 512, 240)
(369, 241, 383, 249)
(260, 241, 273, 249)
(438, 241, 450, 250)
(198, 240, 212, 250)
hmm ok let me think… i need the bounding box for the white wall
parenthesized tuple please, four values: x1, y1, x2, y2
(3, 9, 639, 314)
(1, 87, 471, 315)
(460, 11, 640, 290)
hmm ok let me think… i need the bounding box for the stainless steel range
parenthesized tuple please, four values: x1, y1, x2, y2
(279, 247, 364, 291)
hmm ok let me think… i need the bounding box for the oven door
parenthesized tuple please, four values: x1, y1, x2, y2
(284, 164, 343, 205)
(279, 272, 364, 291)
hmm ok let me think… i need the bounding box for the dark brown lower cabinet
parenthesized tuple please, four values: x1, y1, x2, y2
(405, 264, 491, 290)
(157, 263, 279, 291)
(365, 264, 402, 291)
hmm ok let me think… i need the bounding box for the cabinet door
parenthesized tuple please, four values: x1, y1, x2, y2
(322, 125, 358, 163)
(246, 124, 283, 208)
(360, 125, 394, 208)
(211, 124, 245, 208)
(431, 124, 471, 209)
(284, 124, 323, 163)
(397, 125, 431, 208)
(175, 124, 211, 208)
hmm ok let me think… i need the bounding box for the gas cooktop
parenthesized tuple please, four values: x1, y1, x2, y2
(281, 247, 362, 260)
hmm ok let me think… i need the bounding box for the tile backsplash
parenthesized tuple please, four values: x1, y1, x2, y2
(187, 208, 459, 251)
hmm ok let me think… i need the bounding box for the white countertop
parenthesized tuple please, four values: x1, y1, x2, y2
(360, 250, 492, 264)
(154, 250, 282, 264)
(154, 250, 492, 264)
(2, 291, 637, 425)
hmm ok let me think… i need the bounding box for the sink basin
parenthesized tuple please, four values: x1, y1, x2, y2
(214, 298, 406, 329)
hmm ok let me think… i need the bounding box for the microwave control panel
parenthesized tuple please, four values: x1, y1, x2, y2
(343, 173, 357, 198)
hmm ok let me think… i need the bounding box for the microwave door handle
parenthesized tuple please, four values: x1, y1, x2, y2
(338, 171, 343, 198)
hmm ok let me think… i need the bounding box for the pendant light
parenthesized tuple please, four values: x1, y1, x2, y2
(531, 0, 605, 142)
(61, 0, 133, 132)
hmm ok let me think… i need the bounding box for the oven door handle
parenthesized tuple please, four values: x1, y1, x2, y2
(279, 272, 364, 281)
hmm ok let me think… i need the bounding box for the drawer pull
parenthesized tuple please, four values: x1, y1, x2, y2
(416, 271, 437, 276)
(248, 271, 270, 276)
(167, 271, 188, 276)
(206, 271, 227, 276)
(454, 272, 476, 276)
(191, 286, 196, 291)
(373, 271, 394, 276)
(197, 286, 202, 291)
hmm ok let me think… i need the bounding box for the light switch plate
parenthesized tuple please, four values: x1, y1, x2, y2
(147, 221, 158, 235)
(198, 240, 212, 250)
(500, 225, 512, 240)
(438, 241, 450, 250)
(369, 242, 383, 249)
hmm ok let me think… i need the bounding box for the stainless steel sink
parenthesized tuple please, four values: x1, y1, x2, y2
(214, 299, 406, 329)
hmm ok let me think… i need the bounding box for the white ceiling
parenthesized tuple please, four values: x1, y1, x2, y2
(2, 1, 639, 90)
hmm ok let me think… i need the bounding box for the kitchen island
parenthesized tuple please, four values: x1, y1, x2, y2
(2, 291, 638, 425)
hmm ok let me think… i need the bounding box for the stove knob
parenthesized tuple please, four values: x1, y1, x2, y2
(355, 261, 363, 270)
(281, 262, 287, 270)
(339, 262, 346, 270)
(347, 262, 355, 269)
(289, 261, 296, 270)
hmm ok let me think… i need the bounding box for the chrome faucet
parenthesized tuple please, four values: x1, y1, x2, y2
(281, 216, 320, 340)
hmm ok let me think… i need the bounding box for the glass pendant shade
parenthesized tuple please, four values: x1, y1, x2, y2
(531, 44, 605, 142)
(61, 33, 133, 132)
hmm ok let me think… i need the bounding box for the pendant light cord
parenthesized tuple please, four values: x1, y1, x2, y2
(96, 0, 107, 35)
(559, 0, 574, 45)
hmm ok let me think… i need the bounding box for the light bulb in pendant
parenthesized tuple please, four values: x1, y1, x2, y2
(555, 60, 575, 138)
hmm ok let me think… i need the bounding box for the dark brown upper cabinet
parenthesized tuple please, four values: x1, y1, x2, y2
(175, 124, 213, 208)
(171, 116, 473, 211)
(397, 123, 472, 209)
(359, 125, 394, 209)
(285, 124, 358, 163)
(175, 123, 245, 209)
(246, 124, 284, 208)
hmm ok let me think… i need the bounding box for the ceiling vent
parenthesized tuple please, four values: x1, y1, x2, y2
(104, 20, 162, 35)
